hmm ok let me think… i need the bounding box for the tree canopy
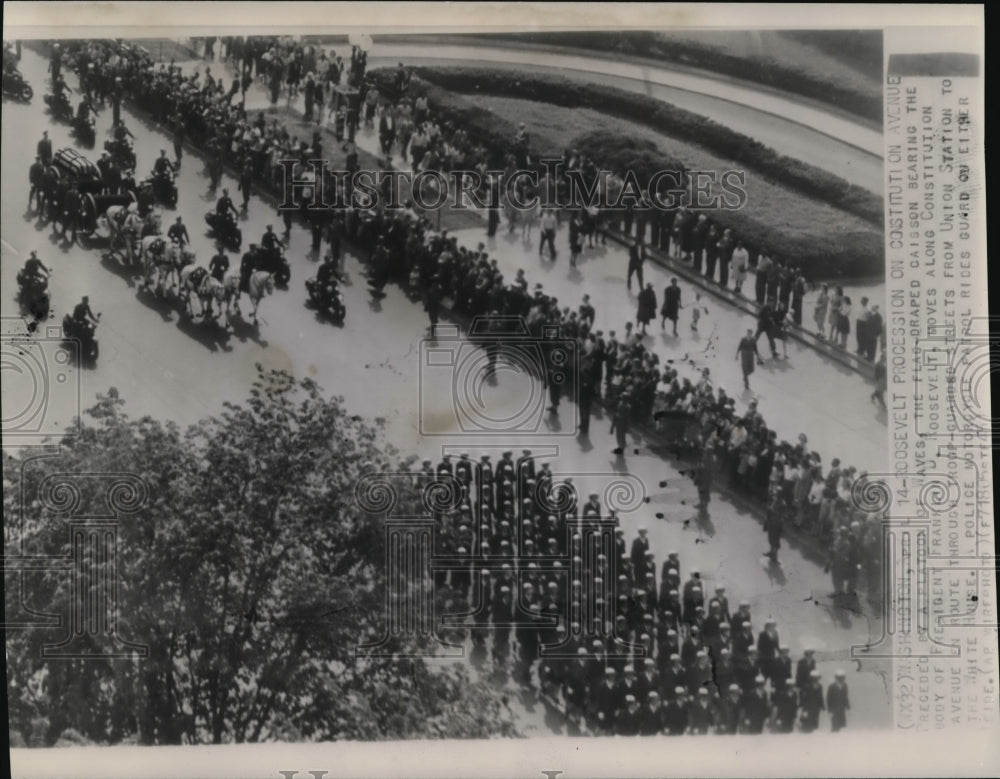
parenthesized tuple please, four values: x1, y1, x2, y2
(4, 366, 519, 745)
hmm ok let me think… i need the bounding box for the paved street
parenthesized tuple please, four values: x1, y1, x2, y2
(2, 44, 891, 731)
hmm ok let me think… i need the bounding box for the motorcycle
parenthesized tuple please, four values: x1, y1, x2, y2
(257, 244, 291, 287)
(145, 171, 178, 208)
(2, 68, 33, 101)
(43, 90, 73, 122)
(62, 312, 100, 365)
(205, 211, 242, 250)
(16, 271, 51, 322)
(71, 112, 96, 147)
(306, 276, 346, 321)
(105, 138, 136, 173)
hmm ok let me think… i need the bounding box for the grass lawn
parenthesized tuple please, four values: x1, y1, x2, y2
(651, 30, 882, 104)
(462, 93, 882, 271)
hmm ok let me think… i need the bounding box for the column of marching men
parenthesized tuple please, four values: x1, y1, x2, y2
(412, 450, 851, 734)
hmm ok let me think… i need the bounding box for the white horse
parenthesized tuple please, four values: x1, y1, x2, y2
(104, 205, 144, 266)
(164, 243, 196, 293)
(178, 265, 226, 320)
(223, 270, 274, 322)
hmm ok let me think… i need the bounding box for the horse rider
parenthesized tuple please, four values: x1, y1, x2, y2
(71, 295, 99, 329)
(167, 216, 190, 247)
(209, 246, 230, 283)
(215, 188, 239, 229)
(240, 243, 260, 293)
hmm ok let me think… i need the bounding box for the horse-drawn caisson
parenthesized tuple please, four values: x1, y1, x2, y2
(35, 147, 159, 258)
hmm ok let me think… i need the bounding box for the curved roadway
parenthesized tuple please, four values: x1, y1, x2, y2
(367, 41, 884, 195)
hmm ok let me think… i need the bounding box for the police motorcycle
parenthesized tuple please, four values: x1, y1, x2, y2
(305, 265, 346, 322)
(204, 210, 242, 251)
(2, 66, 33, 101)
(43, 79, 73, 122)
(17, 267, 52, 322)
(142, 163, 179, 208)
(62, 310, 101, 365)
(71, 100, 97, 147)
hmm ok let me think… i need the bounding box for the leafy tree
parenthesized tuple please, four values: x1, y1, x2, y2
(4, 367, 519, 745)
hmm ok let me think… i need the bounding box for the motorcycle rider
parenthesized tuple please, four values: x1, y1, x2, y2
(309, 252, 343, 312)
(72, 295, 99, 329)
(261, 224, 284, 256)
(50, 71, 71, 113)
(19, 250, 51, 290)
(75, 96, 94, 127)
(152, 149, 175, 193)
(215, 188, 239, 233)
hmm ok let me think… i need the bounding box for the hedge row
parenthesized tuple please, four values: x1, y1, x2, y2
(467, 31, 883, 124)
(407, 66, 883, 228)
(371, 69, 882, 278)
(572, 131, 883, 280)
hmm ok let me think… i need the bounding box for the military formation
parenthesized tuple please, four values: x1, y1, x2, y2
(407, 450, 852, 734)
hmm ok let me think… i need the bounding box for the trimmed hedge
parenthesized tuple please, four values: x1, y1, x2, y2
(572, 130, 882, 279)
(372, 68, 881, 278)
(408, 66, 883, 228)
(463, 31, 883, 124)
